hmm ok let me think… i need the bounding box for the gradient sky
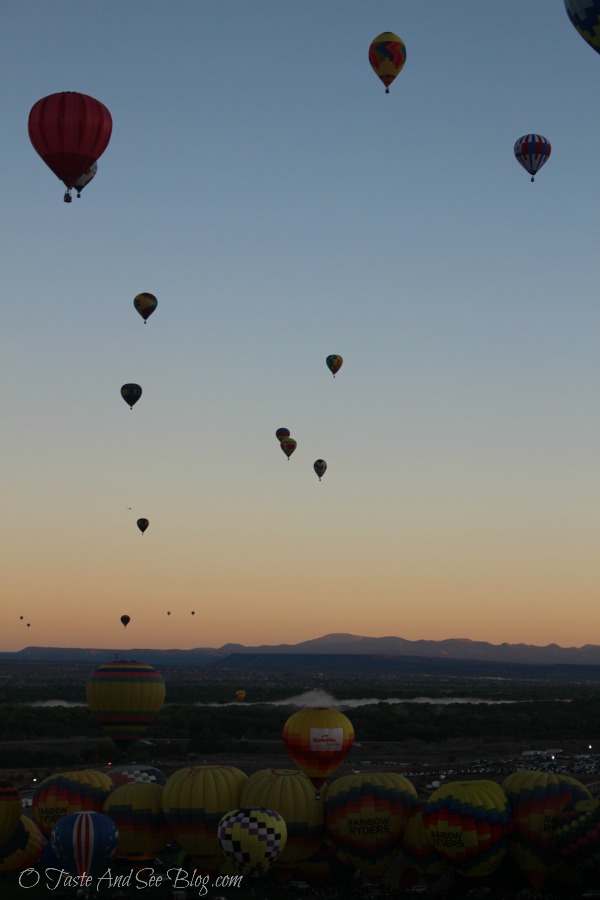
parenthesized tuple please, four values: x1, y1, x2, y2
(1, 1, 598, 652)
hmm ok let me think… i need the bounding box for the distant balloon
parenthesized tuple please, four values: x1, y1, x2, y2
(235, 690, 247, 701)
(134, 292, 158, 323)
(74, 162, 98, 197)
(166, 611, 171, 616)
(564, 1, 600, 55)
(121, 383, 142, 408)
(275, 427, 291, 442)
(120, 615, 130, 628)
(369, 32, 406, 93)
(26, 623, 30, 628)
(28, 92, 112, 202)
(280, 437, 297, 459)
(314, 459, 327, 481)
(137, 518, 149, 534)
(19, 616, 23, 621)
(514, 134, 551, 182)
(326, 354, 343, 377)
(191, 611, 195, 616)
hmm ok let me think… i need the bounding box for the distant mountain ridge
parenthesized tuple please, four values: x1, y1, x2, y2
(2, 633, 600, 666)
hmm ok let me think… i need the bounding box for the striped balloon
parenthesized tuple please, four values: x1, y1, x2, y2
(51, 811, 118, 878)
(564, 1, 600, 55)
(324, 771, 417, 879)
(424, 780, 512, 878)
(401, 800, 451, 885)
(555, 797, 600, 873)
(103, 782, 168, 861)
(86, 660, 165, 751)
(514, 134, 551, 182)
(33, 770, 114, 839)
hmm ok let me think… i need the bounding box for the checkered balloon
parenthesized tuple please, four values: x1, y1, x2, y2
(218, 807, 287, 877)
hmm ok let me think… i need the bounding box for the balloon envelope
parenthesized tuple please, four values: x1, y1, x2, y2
(134, 292, 158, 322)
(103, 782, 168, 860)
(283, 707, 354, 795)
(564, 1, 600, 55)
(0, 816, 43, 872)
(137, 518, 149, 534)
(218, 807, 287, 877)
(326, 354, 343, 376)
(121, 383, 142, 408)
(51, 811, 118, 878)
(235, 690, 246, 701)
(368, 32, 406, 92)
(314, 459, 327, 480)
(120, 615, 130, 628)
(514, 134, 551, 182)
(280, 438, 297, 459)
(275, 427, 291, 441)
(86, 660, 166, 751)
(74, 162, 98, 197)
(33, 770, 114, 838)
(28, 92, 112, 189)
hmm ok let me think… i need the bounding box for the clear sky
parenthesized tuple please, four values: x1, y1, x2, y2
(1, 1, 598, 652)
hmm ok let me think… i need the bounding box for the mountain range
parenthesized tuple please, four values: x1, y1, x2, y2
(2, 633, 600, 667)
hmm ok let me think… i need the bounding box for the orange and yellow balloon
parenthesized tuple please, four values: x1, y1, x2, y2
(283, 707, 354, 797)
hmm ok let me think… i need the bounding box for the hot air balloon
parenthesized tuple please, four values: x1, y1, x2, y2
(280, 437, 297, 459)
(555, 797, 600, 874)
(86, 660, 166, 751)
(369, 32, 406, 93)
(134, 292, 158, 323)
(0, 784, 21, 847)
(240, 769, 324, 867)
(74, 162, 98, 198)
(28, 92, 112, 202)
(218, 807, 287, 877)
(502, 769, 591, 889)
(107, 765, 167, 788)
(326, 354, 343, 377)
(103, 782, 169, 861)
(275, 427, 291, 441)
(564, 1, 600, 55)
(401, 800, 451, 886)
(32, 770, 114, 838)
(120, 615, 130, 628)
(51, 811, 118, 878)
(121, 383, 142, 408)
(314, 459, 327, 481)
(283, 707, 354, 798)
(514, 134, 551, 182)
(137, 518, 149, 534)
(235, 690, 247, 701)
(162, 765, 248, 872)
(325, 771, 417, 879)
(424, 780, 512, 879)
(0, 816, 44, 873)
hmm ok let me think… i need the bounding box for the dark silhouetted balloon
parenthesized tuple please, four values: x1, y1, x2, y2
(280, 438, 297, 459)
(28, 92, 112, 201)
(134, 293, 158, 323)
(326, 355, 343, 377)
(121, 384, 142, 408)
(137, 518, 149, 534)
(120, 615, 130, 628)
(314, 459, 327, 481)
(275, 427, 291, 441)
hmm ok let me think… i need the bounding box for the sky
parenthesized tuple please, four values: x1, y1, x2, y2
(0, 1, 598, 653)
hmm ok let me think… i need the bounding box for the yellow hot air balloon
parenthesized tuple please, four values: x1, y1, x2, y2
(240, 769, 324, 866)
(32, 769, 114, 838)
(424, 780, 512, 879)
(0, 816, 44, 872)
(218, 807, 287, 877)
(324, 771, 417, 879)
(0, 783, 21, 847)
(368, 32, 407, 93)
(161, 765, 247, 873)
(103, 782, 169, 860)
(283, 707, 354, 798)
(86, 660, 165, 751)
(502, 769, 591, 890)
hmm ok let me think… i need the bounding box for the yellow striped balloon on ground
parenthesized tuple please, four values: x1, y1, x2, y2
(502, 769, 591, 889)
(103, 782, 169, 860)
(401, 800, 451, 886)
(283, 707, 354, 797)
(32, 769, 114, 838)
(162, 765, 247, 872)
(86, 659, 165, 751)
(240, 769, 324, 866)
(0, 816, 44, 872)
(218, 807, 287, 877)
(555, 797, 600, 874)
(564, 1, 600, 55)
(0, 783, 21, 846)
(424, 780, 512, 879)
(324, 771, 417, 879)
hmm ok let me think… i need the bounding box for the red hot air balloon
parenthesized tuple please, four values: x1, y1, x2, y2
(28, 92, 112, 202)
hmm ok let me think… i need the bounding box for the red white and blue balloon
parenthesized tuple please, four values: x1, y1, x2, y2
(514, 134, 551, 182)
(51, 811, 118, 878)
